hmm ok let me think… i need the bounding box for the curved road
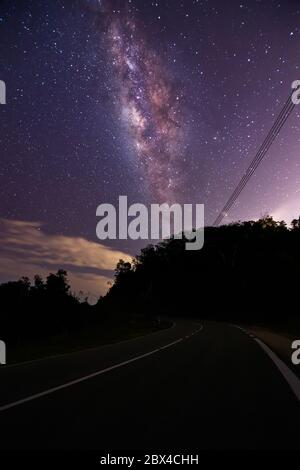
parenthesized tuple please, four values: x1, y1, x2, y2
(0, 320, 299, 450)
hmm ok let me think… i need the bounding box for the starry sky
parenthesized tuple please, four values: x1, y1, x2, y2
(1, 0, 300, 301)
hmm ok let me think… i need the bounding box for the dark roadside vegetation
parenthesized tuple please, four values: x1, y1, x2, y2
(0, 270, 170, 363)
(1, 215, 300, 363)
(101, 215, 300, 335)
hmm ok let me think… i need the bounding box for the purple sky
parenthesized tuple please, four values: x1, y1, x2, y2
(1, 0, 300, 301)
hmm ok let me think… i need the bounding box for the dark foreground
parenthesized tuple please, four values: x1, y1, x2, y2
(0, 320, 299, 450)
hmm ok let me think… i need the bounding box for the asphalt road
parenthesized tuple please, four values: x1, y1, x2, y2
(0, 320, 299, 450)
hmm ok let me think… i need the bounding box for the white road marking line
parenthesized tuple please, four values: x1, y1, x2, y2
(2, 321, 177, 370)
(254, 338, 300, 401)
(0, 325, 204, 413)
(0, 338, 183, 413)
(0, 326, 204, 413)
(233, 324, 300, 401)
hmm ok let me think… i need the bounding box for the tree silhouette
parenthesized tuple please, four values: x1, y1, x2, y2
(1, 216, 300, 345)
(99, 215, 300, 323)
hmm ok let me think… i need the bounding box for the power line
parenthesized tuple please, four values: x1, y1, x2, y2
(214, 96, 293, 225)
(213, 95, 294, 226)
(213, 94, 295, 226)
(214, 98, 294, 226)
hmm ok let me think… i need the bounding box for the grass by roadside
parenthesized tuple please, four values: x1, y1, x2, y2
(5, 317, 172, 366)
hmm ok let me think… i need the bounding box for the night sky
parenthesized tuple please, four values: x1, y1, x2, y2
(1, 0, 300, 301)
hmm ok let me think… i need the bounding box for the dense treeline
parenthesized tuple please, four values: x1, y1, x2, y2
(1, 215, 300, 345)
(0, 270, 93, 343)
(99, 216, 300, 323)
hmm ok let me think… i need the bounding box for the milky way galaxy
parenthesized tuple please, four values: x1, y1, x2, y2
(101, 1, 185, 202)
(3, 0, 300, 265)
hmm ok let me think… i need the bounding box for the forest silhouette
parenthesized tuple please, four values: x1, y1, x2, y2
(1, 215, 300, 346)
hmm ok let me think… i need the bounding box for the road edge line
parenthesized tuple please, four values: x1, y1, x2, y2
(233, 325, 300, 401)
(254, 337, 300, 401)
